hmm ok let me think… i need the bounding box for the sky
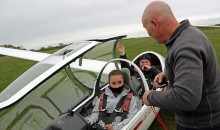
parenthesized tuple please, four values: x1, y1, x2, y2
(0, 0, 220, 49)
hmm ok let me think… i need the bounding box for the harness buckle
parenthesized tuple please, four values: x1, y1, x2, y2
(114, 107, 122, 113)
(100, 106, 107, 112)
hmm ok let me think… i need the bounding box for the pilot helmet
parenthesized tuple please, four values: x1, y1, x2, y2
(137, 54, 151, 64)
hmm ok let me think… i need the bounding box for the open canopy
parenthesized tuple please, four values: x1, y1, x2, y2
(0, 35, 126, 130)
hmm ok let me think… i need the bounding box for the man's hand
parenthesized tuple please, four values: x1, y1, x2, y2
(154, 72, 166, 83)
(142, 90, 152, 106)
(104, 124, 113, 130)
(86, 120, 92, 125)
(117, 42, 125, 55)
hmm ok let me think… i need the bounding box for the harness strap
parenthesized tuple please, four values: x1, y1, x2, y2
(98, 92, 133, 125)
(98, 92, 107, 124)
(122, 92, 133, 112)
(98, 93, 104, 111)
(120, 92, 133, 121)
(105, 95, 127, 124)
(98, 93, 107, 111)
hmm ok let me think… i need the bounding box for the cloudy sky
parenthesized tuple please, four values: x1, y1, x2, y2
(0, 0, 220, 49)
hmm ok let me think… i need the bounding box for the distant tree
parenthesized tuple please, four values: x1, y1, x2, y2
(0, 43, 68, 53)
(47, 46, 53, 50)
(59, 43, 65, 47)
(0, 44, 26, 50)
(39, 47, 46, 51)
(58, 43, 67, 49)
(215, 24, 220, 26)
(18, 45, 25, 50)
(30, 49, 37, 51)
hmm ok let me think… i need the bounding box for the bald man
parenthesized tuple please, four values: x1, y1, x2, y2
(142, 1, 220, 130)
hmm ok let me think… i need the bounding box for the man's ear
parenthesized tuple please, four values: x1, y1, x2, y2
(151, 18, 160, 28)
(151, 19, 157, 27)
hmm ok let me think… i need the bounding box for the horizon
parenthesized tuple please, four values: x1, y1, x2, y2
(1, 21, 220, 50)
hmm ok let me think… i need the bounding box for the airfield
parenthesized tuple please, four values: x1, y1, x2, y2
(0, 26, 220, 130)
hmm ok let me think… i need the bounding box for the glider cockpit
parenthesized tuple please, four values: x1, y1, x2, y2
(0, 35, 165, 130)
(0, 35, 126, 130)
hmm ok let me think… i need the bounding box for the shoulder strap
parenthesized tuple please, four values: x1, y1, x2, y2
(98, 92, 108, 124)
(98, 92, 134, 125)
(105, 94, 127, 124)
(122, 92, 133, 112)
(106, 92, 133, 124)
(98, 92, 107, 111)
(119, 92, 133, 121)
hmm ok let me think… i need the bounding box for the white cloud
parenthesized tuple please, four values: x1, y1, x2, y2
(0, 0, 220, 49)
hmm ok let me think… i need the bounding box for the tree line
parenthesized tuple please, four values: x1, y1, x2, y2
(0, 43, 68, 52)
(0, 43, 68, 57)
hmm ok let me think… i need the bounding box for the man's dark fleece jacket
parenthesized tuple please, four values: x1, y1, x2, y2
(148, 20, 220, 128)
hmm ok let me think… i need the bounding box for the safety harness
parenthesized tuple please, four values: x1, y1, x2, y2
(98, 92, 133, 125)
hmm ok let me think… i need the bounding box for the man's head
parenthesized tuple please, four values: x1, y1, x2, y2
(108, 70, 124, 89)
(137, 54, 151, 70)
(142, 1, 179, 44)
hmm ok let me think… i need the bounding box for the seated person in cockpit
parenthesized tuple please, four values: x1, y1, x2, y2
(86, 70, 138, 130)
(117, 42, 161, 91)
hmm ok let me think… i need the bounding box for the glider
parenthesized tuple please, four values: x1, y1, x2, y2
(0, 35, 166, 130)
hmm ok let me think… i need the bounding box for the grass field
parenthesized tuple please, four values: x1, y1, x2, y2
(0, 26, 219, 130)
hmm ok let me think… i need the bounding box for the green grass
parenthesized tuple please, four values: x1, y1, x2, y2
(121, 37, 167, 58)
(0, 57, 36, 92)
(0, 26, 219, 130)
(200, 27, 220, 62)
